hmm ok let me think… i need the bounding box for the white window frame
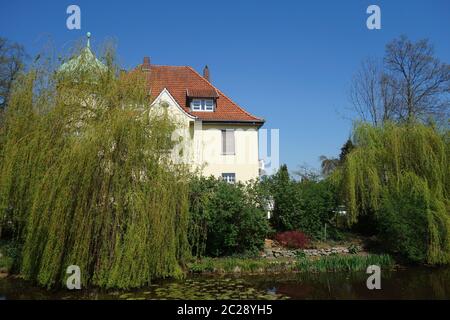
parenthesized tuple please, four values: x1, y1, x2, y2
(204, 99, 214, 111)
(222, 173, 236, 184)
(190, 99, 215, 112)
(191, 99, 202, 111)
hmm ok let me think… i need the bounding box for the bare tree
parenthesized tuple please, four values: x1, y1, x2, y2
(349, 58, 398, 126)
(384, 35, 449, 122)
(0, 37, 26, 109)
(350, 36, 449, 125)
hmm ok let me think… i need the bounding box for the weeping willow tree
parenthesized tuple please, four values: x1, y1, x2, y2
(0, 41, 190, 288)
(338, 122, 450, 264)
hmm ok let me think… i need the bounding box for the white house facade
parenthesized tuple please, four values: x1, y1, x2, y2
(142, 58, 265, 182)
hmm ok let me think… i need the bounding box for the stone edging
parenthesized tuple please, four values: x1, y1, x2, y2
(263, 246, 360, 259)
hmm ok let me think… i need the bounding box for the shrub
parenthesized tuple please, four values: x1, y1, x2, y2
(267, 165, 301, 232)
(295, 179, 340, 238)
(188, 176, 271, 257)
(275, 231, 310, 249)
(267, 165, 340, 239)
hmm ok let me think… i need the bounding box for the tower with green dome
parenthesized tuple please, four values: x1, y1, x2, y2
(58, 32, 107, 79)
(57, 32, 109, 132)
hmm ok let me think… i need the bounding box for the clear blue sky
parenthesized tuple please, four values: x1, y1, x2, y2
(1, 0, 449, 172)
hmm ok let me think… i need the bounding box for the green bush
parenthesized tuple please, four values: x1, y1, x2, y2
(266, 165, 301, 232)
(188, 176, 271, 257)
(296, 179, 339, 238)
(267, 165, 340, 239)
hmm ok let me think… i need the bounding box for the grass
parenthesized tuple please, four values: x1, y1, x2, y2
(188, 254, 395, 275)
(297, 254, 394, 272)
(188, 257, 296, 274)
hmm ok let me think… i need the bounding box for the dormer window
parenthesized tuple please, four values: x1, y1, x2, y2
(190, 98, 215, 112)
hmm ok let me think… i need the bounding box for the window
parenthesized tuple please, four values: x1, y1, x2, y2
(204, 99, 214, 111)
(222, 173, 236, 184)
(191, 99, 201, 110)
(191, 99, 215, 112)
(222, 129, 235, 155)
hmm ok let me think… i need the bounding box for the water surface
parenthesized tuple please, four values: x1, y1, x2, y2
(1, 267, 449, 300)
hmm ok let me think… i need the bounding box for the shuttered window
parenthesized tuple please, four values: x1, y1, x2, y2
(221, 129, 235, 155)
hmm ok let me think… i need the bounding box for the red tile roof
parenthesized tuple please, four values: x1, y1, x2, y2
(141, 64, 264, 124)
(186, 88, 219, 98)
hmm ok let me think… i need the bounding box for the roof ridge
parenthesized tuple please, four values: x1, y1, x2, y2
(135, 64, 187, 70)
(151, 64, 187, 68)
(185, 66, 264, 122)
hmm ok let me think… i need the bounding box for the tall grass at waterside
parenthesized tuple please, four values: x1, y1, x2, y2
(296, 254, 394, 272)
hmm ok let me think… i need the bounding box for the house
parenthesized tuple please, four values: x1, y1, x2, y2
(138, 57, 265, 183)
(60, 33, 265, 182)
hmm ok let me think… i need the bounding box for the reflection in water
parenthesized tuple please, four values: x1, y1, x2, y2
(259, 267, 450, 299)
(0, 267, 449, 300)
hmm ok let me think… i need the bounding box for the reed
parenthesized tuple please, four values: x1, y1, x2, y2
(296, 254, 394, 272)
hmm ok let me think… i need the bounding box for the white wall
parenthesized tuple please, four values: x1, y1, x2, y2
(151, 89, 260, 182)
(193, 123, 260, 182)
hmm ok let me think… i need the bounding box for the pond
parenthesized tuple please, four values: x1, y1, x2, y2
(1, 267, 449, 300)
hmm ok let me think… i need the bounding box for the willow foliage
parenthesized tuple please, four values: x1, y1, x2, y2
(340, 122, 450, 264)
(0, 45, 190, 288)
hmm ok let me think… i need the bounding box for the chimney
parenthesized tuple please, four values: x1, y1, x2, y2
(203, 65, 210, 82)
(142, 56, 151, 71)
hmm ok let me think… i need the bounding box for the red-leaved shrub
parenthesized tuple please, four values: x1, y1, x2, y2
(274, 231, 310, 249)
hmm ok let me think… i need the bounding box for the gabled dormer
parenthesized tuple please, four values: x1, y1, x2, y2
(186, 65, 219, 112)
(186, 87, 219, 112)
